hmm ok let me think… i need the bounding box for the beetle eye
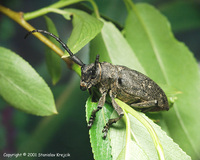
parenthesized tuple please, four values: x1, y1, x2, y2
(91, 69, 96, 78)
(118, 78, 122, 85)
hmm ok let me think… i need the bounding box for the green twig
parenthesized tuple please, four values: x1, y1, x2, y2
(24, 0, 85, 20)
(87, 0, 100, 18)
(24, 0, 100, 21)
(0, 5, 74, 68)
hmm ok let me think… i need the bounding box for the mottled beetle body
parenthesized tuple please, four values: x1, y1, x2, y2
(81, 61, 169, 111)
(25, 30, 169, 138)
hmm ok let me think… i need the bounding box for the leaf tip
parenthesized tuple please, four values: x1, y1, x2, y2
(53, 110, 58, 115)
(52, 106, 58, 115)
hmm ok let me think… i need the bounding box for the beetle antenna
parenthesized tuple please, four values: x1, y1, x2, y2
(25, 29, 85, 66)
(94, 54, 100, 70)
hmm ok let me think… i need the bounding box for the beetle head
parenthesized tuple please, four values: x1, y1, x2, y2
(80, 55, 101, 91)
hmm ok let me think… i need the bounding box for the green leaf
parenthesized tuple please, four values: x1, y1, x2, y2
(86, 97, 112, 160)
(61, 8, 103, 55)
(110, 109, 149, 160)
(44, 16, 61, 85)
(86, 96, 190, 160)
(90, 19, 145, 73)
(116, 140, 149, 160)
(124, 2, 200, 159)
(111, 99, 191, 160)
(18, 76, 83, 153)
(0, 47, 57, 116)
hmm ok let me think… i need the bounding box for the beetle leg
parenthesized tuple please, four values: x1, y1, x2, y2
(88, 91, 107, 129)
(131, 100, 160, 112)
(130, 100, 158, 108)
(88, 88, 92, 95)
(102, 115, 123, 139)
(102, 91, 124, 139)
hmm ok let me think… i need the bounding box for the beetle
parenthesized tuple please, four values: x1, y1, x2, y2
(25, 29, 169, 138)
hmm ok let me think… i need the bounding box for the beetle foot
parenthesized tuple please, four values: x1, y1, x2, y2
(88, 106, 102, 129)
(87, 122, 93, 129)
(102, 125, 109, 139)
(88, 115, 96, 129)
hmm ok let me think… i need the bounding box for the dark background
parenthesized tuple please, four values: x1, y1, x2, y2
(0, 0, 200, 159)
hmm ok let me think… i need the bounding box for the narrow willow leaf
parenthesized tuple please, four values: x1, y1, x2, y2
(128, 112, 191, 160)
(124, 3, 200, 159)
(61, 8, 103, 55)
(110, 100, 191, 160)
(18, 76, 82, 153)
(110, 110, 149, 160)
(116, 141, 149, 160)
(44, 16, 61, 85)
(90, 19, 145, 74)
(0, 47, 57, 116)
(85, 97, 112, 160)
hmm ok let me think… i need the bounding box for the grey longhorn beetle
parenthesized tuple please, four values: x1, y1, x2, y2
(25, 29, 169, 138)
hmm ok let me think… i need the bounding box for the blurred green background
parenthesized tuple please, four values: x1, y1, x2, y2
(0, 0, 200, 159)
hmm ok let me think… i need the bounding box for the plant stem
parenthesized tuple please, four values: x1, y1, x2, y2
(23, 0, 100, 20)
(0, 1, 99, 75)
(87, 0, 100, 18)
(24, 0, 84, 20)
(0, 5, 71, 65)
